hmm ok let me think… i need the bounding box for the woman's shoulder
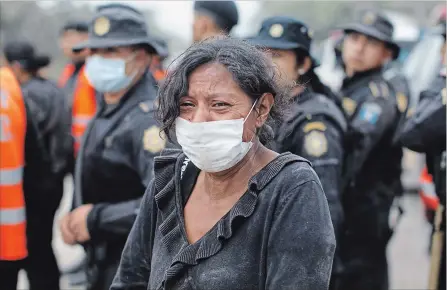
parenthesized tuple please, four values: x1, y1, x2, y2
(254, 152, 321, 194)
(274, 153, 320, 187)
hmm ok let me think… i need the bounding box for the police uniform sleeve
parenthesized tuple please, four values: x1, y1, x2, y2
(348, 84, 397, 175)
(399, 88, 446, 153)
(110, 181, 156, 290)
(86, 112, 165, 240)
(23, 97, 52, 197)
(288, 117, 344, 237)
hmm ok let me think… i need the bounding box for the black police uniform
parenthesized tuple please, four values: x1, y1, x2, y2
(22, 77, 71, 290)
(70, 5, 165, 290)
(248, 16, 346, 244)
(399, 65, 446, 290)
(276, 90, 347, 233)
(336, 12, 402, 290)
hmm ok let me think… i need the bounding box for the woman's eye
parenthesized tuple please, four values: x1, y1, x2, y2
(180, 102, 194, 107)
(213, 102, 230, 107)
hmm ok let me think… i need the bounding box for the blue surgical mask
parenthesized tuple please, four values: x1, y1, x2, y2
(85, 54, 137, 93)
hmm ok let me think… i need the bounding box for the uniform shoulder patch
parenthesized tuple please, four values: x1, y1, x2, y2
(397, 92, 408, 113)
(304, 130, 328, 157)
(358, 102, 382, 124)
(139, 102, 151, 113)
(143, 125, 166, 154)
(342, 97, 357, 116)
(303, 121, 326, 133)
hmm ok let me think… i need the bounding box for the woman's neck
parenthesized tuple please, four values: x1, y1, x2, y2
(202, 142, 276, 201)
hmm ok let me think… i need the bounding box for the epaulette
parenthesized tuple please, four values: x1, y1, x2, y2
(368, 81, 390, 99)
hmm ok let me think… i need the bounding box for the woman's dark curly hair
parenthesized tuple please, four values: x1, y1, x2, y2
(156, 36, 290, 145)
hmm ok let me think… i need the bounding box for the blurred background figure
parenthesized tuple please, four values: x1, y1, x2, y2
(3, 40, 71, 290)
(399, 19, 446, 290)
(0, 47, 51, 290)
(150, 37, 169, 84)
(58, 20, 90, 106)
(336, 11, 403, 290)
(192, 0, 239, 42)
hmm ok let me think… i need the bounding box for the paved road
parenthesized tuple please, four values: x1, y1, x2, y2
(17, 177, 432, 290)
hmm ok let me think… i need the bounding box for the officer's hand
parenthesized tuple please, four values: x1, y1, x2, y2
(70, 204, 93, 243)
(60, 213, 76, 245)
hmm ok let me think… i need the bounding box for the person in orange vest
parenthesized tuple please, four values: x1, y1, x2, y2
(59, 4, 165, 290)
(58, 21, 97, 159)
(150, 37, 169, 84)
(3, 40, 72, 290)
(58, 21, 90, 105)
(0, 63, 50, 290)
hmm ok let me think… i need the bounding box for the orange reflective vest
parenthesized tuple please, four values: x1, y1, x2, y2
(0, 67, 27, 261)
(59, 64, 97, 156)
(419, 166, 440, 211)
(153, 68, 167, 83)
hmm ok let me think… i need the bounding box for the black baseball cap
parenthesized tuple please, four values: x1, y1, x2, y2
(3, 41, 50, 71)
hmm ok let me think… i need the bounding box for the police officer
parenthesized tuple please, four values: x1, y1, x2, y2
(399, 20, 446, 290)
(58, 5, 166, 290)
(3, 40, 71, 290)
(336, 11, 401, 290)
(193, 0, 239, 42)
(247, 17, 346, 281)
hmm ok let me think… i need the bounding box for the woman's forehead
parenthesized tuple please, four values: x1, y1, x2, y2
(187, 62, 243, 97)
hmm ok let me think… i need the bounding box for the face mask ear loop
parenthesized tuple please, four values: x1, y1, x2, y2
(243, 97, 262, 143)
(243, 98, 260, 124)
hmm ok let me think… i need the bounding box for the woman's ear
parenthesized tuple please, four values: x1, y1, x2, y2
(255, 93, 274, 128)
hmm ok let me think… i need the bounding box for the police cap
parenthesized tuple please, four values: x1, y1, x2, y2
(3, 41, 50, 72)
(194, 1, 239, 33)
(73, 3, 158, 53)
(247, 16, 319, 67)
(339, 11, 400, 59)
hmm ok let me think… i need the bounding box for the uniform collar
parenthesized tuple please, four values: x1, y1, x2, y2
(295, 87, 314, 104)
(342, 67, 383, 88)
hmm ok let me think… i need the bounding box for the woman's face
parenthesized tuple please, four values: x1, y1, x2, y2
(179, 62, 273, 142)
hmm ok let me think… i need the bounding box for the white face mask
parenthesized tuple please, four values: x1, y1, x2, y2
(175, 100, 258, 173)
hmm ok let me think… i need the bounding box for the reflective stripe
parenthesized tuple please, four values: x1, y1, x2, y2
(73, 116, 91, 126)
(0, 167, 23, 186)
(0, 207, 25, 225)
